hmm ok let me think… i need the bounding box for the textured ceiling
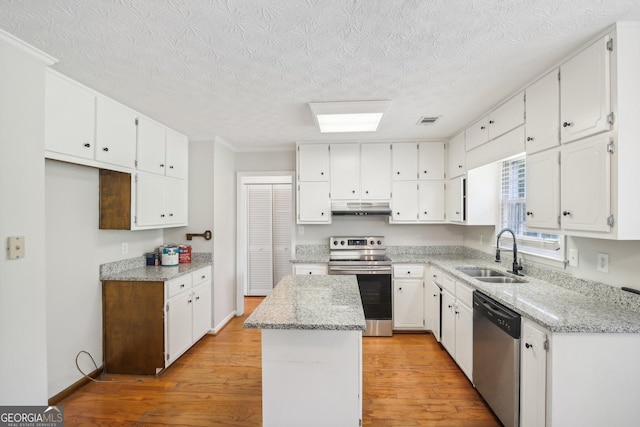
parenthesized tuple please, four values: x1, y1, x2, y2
(2, 0, 640, 151)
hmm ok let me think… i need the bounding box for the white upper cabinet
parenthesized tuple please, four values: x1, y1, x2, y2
(392, 143, 418, 180)
(361, 143, 391, 200)
(560, 135, 611, 232)
(45, 71, 96, 161)
(465, 117, 489, 151)
(418, 142, 445, 180)
(165, 129, 189, 180)
(391, 181, 419, 222)
(560, 35, 612, 144)
(488, 92, 525, 140)
(418, 181, 445, 221)
(298, 144, 329, 181)
(330, 143, 360, 200)
(297, 181, 330, 224)
(136, 116, 167, 175)
(446, 176, 463, 223)
(526, 70, 560, 154)
(95, 96, 137, 168)
(526, 149, 560, 230)
(135, 173, 188, 228)
(447, 132, 466, 178)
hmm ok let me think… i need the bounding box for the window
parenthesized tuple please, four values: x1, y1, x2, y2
(499, 155, 562, 259)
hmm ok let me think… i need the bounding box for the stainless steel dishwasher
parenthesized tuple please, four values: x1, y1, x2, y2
(473, 291, 521, 427)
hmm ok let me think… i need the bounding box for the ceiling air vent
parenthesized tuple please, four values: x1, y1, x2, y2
(417, 116, 440, 125)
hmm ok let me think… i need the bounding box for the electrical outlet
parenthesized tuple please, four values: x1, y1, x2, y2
(122, 242, 128, 255)
(569, 249, 579, 267)
(7, 236, 25, 259)
(597, 253, 609, 273)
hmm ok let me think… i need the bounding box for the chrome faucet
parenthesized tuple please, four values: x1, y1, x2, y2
(495, 228, 523, 276)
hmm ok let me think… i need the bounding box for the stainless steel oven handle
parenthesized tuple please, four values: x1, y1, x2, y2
(329, 266, 391, 274)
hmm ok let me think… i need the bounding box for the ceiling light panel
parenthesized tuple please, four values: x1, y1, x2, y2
(309, 100, 391, 133)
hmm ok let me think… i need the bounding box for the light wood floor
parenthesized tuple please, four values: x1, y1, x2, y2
(60, 297, 500, 426)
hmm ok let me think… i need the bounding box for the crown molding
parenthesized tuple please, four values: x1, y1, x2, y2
(0, 29, 57, 65)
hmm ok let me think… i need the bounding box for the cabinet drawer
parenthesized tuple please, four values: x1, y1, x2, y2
(167, 274, 193, 298)
(192, 267, 211, 286)
(456, 282, 474, 308)
(393, 265, 425, 278)
(433, 270, 455, 294)
(294, 264, 327, 275)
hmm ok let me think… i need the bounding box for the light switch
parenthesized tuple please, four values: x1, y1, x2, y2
(7, 236, 25, 259)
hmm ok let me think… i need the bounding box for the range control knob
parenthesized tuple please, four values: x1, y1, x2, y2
(370, 240, 375, 245)
(377, 240, 382, 245)
(340, 240, 345, 245)
(333, 240, 338, 246)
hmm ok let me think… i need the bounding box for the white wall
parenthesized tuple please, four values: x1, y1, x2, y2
(0, 40, 49, 405)
(45, 160, 162, 398)
(213, 139, 237, 330)
(236, 150, 296, 172)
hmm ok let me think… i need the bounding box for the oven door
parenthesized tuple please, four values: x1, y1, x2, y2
(328, 265, 392, 337)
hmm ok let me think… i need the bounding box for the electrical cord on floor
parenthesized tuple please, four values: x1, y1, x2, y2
(76, 350, 144, 383)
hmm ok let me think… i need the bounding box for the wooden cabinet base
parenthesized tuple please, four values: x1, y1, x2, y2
(102, 280, 165, 375)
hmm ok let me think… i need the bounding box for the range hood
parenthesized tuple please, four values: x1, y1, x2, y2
(331, 202, 392, 216)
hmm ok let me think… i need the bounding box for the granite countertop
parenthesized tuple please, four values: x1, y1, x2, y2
(244, 275, 366, 331)
(412, 254, 640, 334)
(100, 252, 213, 281)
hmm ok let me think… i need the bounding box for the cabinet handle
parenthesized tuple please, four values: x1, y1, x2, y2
(407, 271, 411, 274)
(526, 211, 533, 216)
(321, 212, 324, 216)
(423, 170, 427, 174)
(525, 343, 533, 349)
(196, 296, 200, 301)
(161, 214, 166, 218)
(562, 211, 572, 216)
(201, 275, 206, 279)
(308, 271, 312, 275)
(433, 294, 437, 297)
(102, 147, 109, 152)
(169, 165, 174, 169)
(169, 213, 174, 217)
(160, 163, 165, 167)
(84, 143, 91, 148)
(562, 121, 573, 128)
(489, 120, 494, 124)
(365, 190, 369, 194)
(458, 165, 463, 168)
(399, 287, 402, 291)
(480, 126, 486, 130)
(180, 284, 185, 288)
(188, 299, 192, 304)
(424, 211, 428, 214)
(455, 211, 460, 215)
(396, 171, 400, 175)
(527, 136, 534, 142)
(320, 172, 324, 175)
(448, 304, 453, 308)
(352, 190, 356, 194)
(396, 212, 400, 215)
(455, 310, 459, 314)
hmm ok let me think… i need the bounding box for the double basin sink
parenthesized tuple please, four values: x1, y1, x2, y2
(456, 267, 528, 284)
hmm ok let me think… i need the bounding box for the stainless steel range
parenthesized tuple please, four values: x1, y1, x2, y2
(328, 236, 392, 337)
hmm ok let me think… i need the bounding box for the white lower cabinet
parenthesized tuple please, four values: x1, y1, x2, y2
(393, 265, 426, 330)
(293, 263, 328, 275)
(425, 279, 441, 342)
(520, 319, 548, 427)
(434, 268, 473, 382)
(166, 267, 212, 366)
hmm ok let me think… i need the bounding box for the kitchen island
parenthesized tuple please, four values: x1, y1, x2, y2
(244, 274, 366, 427)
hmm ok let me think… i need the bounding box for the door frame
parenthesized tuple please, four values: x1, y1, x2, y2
(236, 172, 295, 315)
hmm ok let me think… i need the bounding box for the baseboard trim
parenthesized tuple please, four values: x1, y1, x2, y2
(212, 310, 237, 334)
(48, 366, 103, 406)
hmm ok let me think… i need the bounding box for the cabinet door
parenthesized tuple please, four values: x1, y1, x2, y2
(361, 143, 391, 200)
(440, 289, 456, 356)
(447, 132, 466, 178)
(165, 129, 189, 180)
(293, 264, 328, 275)
(560, 35, 611, 144)
(95, 96, 137, 168)
(446, 176, 464, 222)
(526, 70, 560, 154)
(465, 116, 489, 151)
(455, 301, 473, 382)
(419, 142, 445, 180)
(561, 135, 611, 232)
(298, 144, 329, 181)
(330, 143, 360, 200)
(45, 71, 96, 159)
(526, 149, 560, 230)
(137, 116, 167, 175)
(135, 173, 165, 227)
(164, 178, 188, 225)
(392, 143, 418, 180)
(166, 291, 193, 365)
(192, 281, 212, 341)
(297, 182, 330, 223)
(393, 279, 424, 329)
(489, 92, 525, 140)
(391, 181, 418, 222)
(521, 320, 548, 427)
(418, 181, 445, 221)
(426, 281, 441, 342)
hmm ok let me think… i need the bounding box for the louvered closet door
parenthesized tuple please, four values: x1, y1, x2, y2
(272, 184, 293, 286)
(247, 185, 274, 296)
